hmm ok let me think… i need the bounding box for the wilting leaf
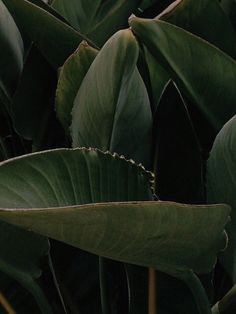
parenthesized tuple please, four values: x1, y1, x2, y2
(71, 29, 152, 168)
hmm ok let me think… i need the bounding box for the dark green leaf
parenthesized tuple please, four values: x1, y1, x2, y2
(158, 0, 236, 58)
(52, 0, 141, 46)
(207, 115, 236, 283)
(0, 201, 229, 276)
(0, 0, 24, 99)
(71, 29, 152, 168)
(56, 42, 98, 133)
(2, 0, 84, 68)
(129, 17, 236, 134)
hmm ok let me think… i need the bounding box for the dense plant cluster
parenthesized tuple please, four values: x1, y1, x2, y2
(0, 0, 236, 313)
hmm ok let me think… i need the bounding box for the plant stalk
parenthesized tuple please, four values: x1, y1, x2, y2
(0, 291, 16, 314)
(148, 267, 157, 314)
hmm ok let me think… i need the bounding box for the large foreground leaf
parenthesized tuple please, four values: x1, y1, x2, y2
(0, 148, 230, 314)
(2, 0, 85, 68)
(0, 148, 152, 312)
(0, 201, 229, 276)
(207, 115, 236, 283)
(129, 17, 236, 133)
(0, 148, 153, 208)
(71, 29, 152, 168)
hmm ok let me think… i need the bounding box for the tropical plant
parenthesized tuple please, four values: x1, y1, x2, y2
(0, 0, 235, 313)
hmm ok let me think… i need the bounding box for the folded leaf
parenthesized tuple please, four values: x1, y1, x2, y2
(129, 17, 236, 133)
(71, 29, 152, 168)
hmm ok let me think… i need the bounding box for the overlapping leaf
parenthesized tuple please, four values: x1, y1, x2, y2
(52, 0, 141, 46)
(71, 29, 152, 168)
(158, 0, 236, 58)
(56, 42, 98, 133)
(207, 115, 236, 283)
(2, 0, 85, 68)
(0, 0, 23, 101)
(0, 201, 229, 276)
(129, 17, 236, 134)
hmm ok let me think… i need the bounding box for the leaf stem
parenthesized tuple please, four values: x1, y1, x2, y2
(148, 268, 157, 314)
(99, 257, 111, 314)
(48, 254, 68, 314)
(0, 291, 16, 314)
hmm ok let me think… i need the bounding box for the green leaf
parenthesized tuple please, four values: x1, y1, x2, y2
(0, 0, 24, 100)
(56, 42, 98, 133)
(141, 46, 169, 113)
(207, 115, 236, 283)
(0, 201, 229, 276)
(52, 0, 141, 46)
(157, 0, 236, 58)
(0, 148, 229, 314)
(0, 147, 152, 311)
(129, 17, 236, 134)
(0, 148, 153, 208)
(51, 0, 101, 33)
(2, 0, 85, 68)
(71, 29, 152, 168)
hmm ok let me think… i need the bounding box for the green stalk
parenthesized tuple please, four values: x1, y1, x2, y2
(99, 257, 111, 314)
(148, 268, 157, 314)
(182, 270, 212, 314)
